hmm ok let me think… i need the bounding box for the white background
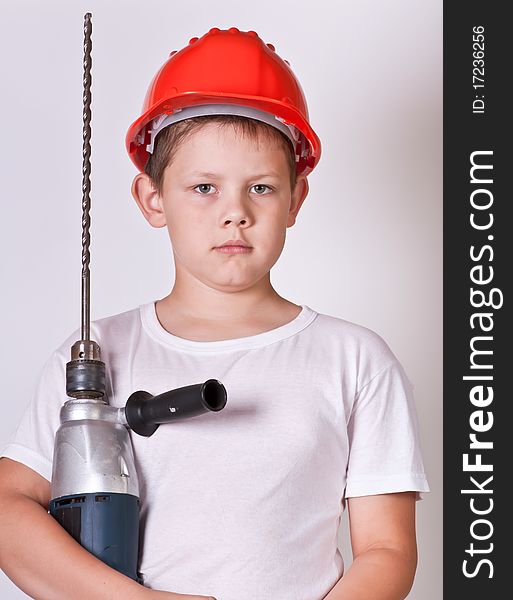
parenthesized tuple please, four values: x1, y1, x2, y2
(0, 1, 442, 598)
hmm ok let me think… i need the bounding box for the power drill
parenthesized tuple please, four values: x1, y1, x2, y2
(49, 337, 226, 581)
(48, 13, 227, 582)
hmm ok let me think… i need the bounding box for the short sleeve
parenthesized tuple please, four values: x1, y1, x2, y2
(345, 359, 430, 501)
(0, 349, 68, 482)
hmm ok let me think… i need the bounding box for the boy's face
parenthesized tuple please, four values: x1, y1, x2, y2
(132, 122, 309, 294)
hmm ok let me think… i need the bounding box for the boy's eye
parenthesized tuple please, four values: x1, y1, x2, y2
(251, 184, 273, 195)
(193, 183, 216, 194)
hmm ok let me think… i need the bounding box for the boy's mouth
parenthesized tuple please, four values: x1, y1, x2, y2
(214, 246, 253, 254)
(216, 238, 251, 248)
(214, 239, 253, 254)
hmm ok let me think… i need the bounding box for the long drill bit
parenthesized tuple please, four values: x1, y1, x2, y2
(81, 12, 93, 342)
(65, 12, 105, 399)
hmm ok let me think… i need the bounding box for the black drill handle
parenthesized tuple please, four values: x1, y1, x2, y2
(125, 379, 227, 437)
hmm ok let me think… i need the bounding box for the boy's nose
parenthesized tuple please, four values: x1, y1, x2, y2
(223, 216, 247, 226)
(219, 193, 253, 226)
(221, 210, 249, 226)
(220, 208, 251, 227)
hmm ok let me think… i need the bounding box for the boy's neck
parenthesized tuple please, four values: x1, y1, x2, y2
(154, 279, 302, 342)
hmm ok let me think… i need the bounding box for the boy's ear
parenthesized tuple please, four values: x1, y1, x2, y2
(287, 175, 309, 228)
(130, 173, 167, 228)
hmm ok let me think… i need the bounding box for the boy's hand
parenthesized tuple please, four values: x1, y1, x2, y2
(0, 458, 218, 600)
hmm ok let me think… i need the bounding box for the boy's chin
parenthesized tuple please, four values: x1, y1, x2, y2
(202, 275, 266, 294)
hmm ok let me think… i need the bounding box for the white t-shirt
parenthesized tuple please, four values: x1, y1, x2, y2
(2, 302, 430, 600)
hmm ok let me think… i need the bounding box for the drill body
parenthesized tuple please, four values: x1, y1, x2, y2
(50, 400, 141, 580)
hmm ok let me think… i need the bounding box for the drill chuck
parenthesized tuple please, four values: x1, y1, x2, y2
(66, 340, 105, 399)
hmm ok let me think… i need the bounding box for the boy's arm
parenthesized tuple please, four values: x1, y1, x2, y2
(0, 458, 214, 600)
(323, 492, 418, 600)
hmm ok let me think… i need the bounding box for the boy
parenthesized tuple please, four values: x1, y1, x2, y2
(0, 28, 429, 599)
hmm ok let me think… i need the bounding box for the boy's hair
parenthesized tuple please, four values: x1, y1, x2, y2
(144, 115, 298, 196)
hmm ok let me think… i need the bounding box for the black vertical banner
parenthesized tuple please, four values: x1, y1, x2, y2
(444, 3, 510, 597)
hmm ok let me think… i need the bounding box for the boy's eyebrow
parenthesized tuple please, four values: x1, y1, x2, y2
(186, 170, 282, 179)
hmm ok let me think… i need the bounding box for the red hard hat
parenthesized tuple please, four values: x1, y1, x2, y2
(126, 27, 321, 176)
